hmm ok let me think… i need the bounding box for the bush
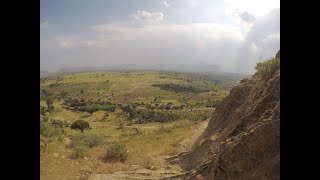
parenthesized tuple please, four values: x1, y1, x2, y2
(255, 58, 280, 79)
(103, 143, 128, 162)
(70, 120, 90, 133)
(136, 110, 179, 123)
(40, 120, 64, 139)
(69, 134, 104, 148)
(70, 146, 90, 159)
(50, 119, 69, 128)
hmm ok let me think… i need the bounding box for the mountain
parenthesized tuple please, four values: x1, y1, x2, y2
(55, 64, 221, 74)
(171, 51, 280, 179)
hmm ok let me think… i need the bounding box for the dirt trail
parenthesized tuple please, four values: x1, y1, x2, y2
(87, 120, 209, 180)
(178, 120, 209, 153)
(126, 78, 151, 94)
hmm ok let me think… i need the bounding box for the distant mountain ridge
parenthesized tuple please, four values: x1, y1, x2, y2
(55, 64, 221, 73)
(41, 64, 251, 81)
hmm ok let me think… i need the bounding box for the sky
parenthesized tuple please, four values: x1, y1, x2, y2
(40, 0, 280, 74)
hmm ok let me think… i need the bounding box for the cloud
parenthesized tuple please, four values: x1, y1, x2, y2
(233, 8, 280, 73)
(41, 8, 279, 74)
(239, 12, 255, 23)
(190, 0, 199, 7)
(132, 10, 164, 24)
(224, 0, 279, 17)
(160, 0, 170, 8)
(41, 21, 245, 71)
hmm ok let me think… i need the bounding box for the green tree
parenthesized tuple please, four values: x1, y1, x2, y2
(46, 97, 53, 106)
(70, 120, 90, 133)
(86, 105, 98, 115)
(255, 58, 280, 79)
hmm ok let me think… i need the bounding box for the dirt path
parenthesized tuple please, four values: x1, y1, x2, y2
(126, 78, 152, 94)
(87, 120, 209, 180)
(178, 120, 209, 153)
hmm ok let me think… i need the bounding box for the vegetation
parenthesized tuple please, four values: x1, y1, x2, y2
(152, 83, 209, 93)
(255, 58, 280, 79)
(40, 70, 241, 179)
(103, 143, 128, 162)
(40, 119, 64, 140)
(70, 120, 90, 133)
(70, 146, 90, 159)
(69, 134, 104, 148)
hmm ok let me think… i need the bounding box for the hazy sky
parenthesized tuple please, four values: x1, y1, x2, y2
(40, 0, 280, 74)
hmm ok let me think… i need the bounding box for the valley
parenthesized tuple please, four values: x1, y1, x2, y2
(40, 70, 245, 180)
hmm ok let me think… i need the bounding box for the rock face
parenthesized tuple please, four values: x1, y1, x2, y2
(276, 50, 280, 58)
(174, 53, 280, 180)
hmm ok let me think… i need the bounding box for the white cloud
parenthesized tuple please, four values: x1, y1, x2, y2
(224, 0, 280, 17)
(160, 0, 170, 8)
(239, 12, 256, 23)
(41, 8, 279, 74)
(190, 0, 199, 7)
(132, 10, 164, 24)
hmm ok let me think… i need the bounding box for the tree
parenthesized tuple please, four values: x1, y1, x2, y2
(86, 105, 98, 115)
(46, 97, 55, 113)
(255, 58, 280, 79)
(70, 120, 90, 133)
(40, 106, 47, 115)
(46, 97, 53, 106)
(47, 105, 55, 113)
(41, 89, 51, 99)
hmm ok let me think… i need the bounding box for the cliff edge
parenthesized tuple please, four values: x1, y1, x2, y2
(173, 52, 280, 180)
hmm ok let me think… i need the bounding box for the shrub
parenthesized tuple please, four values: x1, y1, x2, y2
(255, 58, 280, 79)
(40, 120, 64, 139)
(70, 120, 90, 133)
(40, 106, 47, 115)
(69, 134, 104, 148)
(50, 119, 69, 128)
(47, 105, 55, 113)
(42, 117, 49, 123)
(70, 146, 90, 159)
(40, 120, 51, 136)
(136, 110, 179, 123)
(103, 143, 128, 162)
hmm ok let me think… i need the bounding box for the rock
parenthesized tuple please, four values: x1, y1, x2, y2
(275, 49, 280, 58)
(53, 153, 59, 158)
(176, 51, 280, 180)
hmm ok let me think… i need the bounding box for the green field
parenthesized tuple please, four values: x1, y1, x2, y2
(40, 70, 240, 180)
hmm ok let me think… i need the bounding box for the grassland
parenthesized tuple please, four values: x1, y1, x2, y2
(40, 70, 238, 180)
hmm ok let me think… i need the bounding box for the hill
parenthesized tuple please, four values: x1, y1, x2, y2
(174, 52, 280, 180)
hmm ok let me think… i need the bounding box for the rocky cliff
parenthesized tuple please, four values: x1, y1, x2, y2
(172, 53, 280, 180)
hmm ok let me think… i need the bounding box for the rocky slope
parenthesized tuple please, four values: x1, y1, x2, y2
(171, 52, 280, 180)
